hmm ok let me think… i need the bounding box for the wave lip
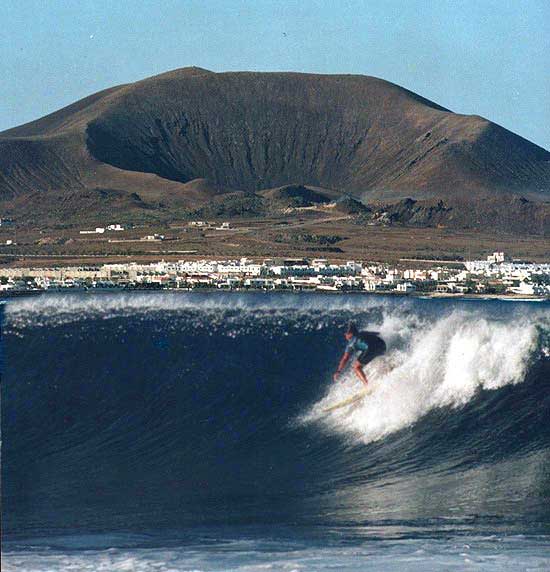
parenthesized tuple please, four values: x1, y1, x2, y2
(3, 290, 397, 329)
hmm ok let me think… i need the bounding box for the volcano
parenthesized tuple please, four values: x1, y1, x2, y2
(1, 67, 549, 230)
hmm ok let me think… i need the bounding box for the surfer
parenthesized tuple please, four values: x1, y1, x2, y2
(333, 322, 386, 386)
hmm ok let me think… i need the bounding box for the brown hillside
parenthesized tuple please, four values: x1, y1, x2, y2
(1, 67, 549, 230)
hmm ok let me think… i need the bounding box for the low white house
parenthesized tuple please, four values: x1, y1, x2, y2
(141, 234, 165, 241)
(487, 251, 506, 263)
(364, 280, 388, 291)
(396, 282, 416, 293)
(508, 281, 535, 295)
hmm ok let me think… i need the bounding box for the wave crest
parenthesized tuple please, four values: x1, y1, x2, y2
(306, 308, 546, 443)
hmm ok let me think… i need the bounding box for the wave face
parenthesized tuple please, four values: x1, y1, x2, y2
(2, 292, 550, 538)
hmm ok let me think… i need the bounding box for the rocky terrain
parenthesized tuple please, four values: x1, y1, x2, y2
(1, 67, 549, 235)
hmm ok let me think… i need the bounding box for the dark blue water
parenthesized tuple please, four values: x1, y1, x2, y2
(2, 292, 549, 570)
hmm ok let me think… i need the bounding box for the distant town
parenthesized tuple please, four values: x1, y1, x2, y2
(0, 251, 548, 299)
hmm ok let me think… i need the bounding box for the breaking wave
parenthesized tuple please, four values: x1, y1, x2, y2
(2, 292, 549, 538)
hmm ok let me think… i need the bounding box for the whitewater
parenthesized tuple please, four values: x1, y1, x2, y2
(1, 291, 549, 570)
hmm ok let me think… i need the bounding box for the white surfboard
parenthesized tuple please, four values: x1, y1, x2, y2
(323, 388, 372, 413)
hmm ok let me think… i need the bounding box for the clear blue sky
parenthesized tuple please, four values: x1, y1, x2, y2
(2, 0, 549, 150)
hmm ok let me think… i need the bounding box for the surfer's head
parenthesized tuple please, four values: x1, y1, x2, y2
(345, 322, 358, 340)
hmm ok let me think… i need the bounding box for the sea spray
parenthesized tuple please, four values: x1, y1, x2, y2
(305, 307, 542, 444)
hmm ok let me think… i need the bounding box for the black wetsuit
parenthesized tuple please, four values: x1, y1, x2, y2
(347, 331, 386, 365)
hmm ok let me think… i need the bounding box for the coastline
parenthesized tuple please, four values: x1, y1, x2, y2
(0, 287, 547, 303)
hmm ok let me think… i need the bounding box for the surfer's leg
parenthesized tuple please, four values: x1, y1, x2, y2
(353, 360, 369, 386)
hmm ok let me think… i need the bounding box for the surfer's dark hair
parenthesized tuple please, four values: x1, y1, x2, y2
(346, 322, 359, 336)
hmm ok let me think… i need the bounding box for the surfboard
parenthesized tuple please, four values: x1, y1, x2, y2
(323, 389, 371, 413)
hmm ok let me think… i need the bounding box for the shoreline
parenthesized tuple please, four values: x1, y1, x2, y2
(0, 287, 547, 303)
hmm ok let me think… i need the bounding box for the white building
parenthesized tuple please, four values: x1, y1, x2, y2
(487, 251, 506, 263)
(363, 279, 388, 291)
(141, 234, 164, 241)
(507, 281, 549, 296)
(244, 278, 273, 289)
(396, 282, 416, 293)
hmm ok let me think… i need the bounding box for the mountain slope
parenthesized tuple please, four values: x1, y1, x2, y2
(1, 67, 549, 228)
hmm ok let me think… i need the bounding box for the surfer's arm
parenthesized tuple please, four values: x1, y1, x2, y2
(333, 352, 351, 381)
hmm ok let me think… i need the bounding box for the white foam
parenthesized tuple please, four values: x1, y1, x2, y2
(306, 308, 546, 444)
(3, 536, 550, 572)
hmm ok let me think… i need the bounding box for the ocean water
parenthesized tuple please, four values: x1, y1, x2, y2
(1, 292, 549, 570)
